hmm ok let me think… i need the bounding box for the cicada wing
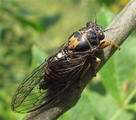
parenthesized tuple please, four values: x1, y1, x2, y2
(54, 57, 87, 92)
(11, 61, 47, 113)
(46, 56, 88, 101)
(11, 49, 90, 113)
(27, 58, 87, 113)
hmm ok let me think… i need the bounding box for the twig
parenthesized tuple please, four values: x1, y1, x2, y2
(23, 0, 136, 119)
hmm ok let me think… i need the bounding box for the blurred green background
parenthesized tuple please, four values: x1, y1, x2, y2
(0, 0, 136, 120)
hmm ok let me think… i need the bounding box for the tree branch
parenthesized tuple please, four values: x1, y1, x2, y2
(23, 0, 136, 120)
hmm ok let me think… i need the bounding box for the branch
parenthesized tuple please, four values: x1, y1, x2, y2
(23, 0, 136, 120)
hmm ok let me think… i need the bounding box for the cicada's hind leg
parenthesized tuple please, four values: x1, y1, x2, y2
(98, 40, 120, 50)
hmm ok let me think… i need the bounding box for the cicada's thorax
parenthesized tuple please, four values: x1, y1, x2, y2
(48, 22, 105, 63)
(66, 22, 105, 51)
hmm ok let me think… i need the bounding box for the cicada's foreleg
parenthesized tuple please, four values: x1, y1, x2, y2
(98, 40, 120, 50)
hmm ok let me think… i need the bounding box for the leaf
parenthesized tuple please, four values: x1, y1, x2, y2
(97, 6, 116, 28)
(127, 103, 136, 112)
(99, 33, 136, 103)
(31, 45, 49, 69)
(1, 6, 44, 32)
(58, 88, 132, 120)
(97, 6, 136, 104)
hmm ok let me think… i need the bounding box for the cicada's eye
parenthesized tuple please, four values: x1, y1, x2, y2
(86, 22, 93, 27)
(97, 32, 105, 40)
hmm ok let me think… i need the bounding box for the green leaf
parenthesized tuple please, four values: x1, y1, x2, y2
(58, 88, 131, 120)
(97, 6, 136, 104)
(127, 103, 136, 112)
(31, 45, 49, 69)
(1, 6, 44, 32)
(99, 33, 136, 103)
(97, 5, 116, 28)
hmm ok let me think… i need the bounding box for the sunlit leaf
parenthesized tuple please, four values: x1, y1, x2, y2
(31, 45, 49, 69)
(100, 31, 136, 103)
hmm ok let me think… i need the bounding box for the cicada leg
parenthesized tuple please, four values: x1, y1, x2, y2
(80, 63, 91, 79)
(78, 63, 91, 87)
(92, 57, 101, 76)
(78, 56, 101, 87)
(98, 40, 120, 50)
(80, 56, 101, 78)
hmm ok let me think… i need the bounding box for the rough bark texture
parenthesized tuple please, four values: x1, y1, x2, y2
(23, 0, 136, 120)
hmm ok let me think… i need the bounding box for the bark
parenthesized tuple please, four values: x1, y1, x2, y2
(23, 0, 136, 120)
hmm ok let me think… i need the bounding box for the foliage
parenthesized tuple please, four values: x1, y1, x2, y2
(0, 0, 135, 120)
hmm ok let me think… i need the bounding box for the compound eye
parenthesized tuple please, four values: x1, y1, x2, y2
(97, 32, 105, 40)
(86, 22, 93, 27)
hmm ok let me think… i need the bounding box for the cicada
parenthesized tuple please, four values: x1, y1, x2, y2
(11, 22, 120, 113)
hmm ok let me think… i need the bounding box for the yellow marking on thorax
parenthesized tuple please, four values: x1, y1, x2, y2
(78, 30, 85, 34)
(68, 35, 81, 48)
(78, 30, 87, 38)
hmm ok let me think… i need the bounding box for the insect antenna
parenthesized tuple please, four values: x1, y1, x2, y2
(103, 28, 114, 32)
(94, 11, 97, 23)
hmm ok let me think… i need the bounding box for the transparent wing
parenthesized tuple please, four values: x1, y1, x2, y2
(27, 55, 89, 113)
(11, 61, 47, 113)
(11, 51, 90, 113)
